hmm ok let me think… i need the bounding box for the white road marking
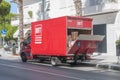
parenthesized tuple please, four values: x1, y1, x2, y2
(0, 63, 86, 80)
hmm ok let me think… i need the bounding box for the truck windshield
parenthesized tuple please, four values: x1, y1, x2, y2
(24, 36, 31, 45)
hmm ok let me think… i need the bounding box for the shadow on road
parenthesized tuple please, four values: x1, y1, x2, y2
(28, 60, 96, 68)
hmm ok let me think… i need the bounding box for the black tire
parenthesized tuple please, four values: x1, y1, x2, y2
(51, 57, 59, 66)
(69, 62, 77, 66)
(69, 55, 77, 66)
(38, 59, 45, 63)
(21, 53, 27, 62)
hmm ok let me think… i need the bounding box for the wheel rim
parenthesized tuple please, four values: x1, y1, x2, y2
(51, 57, 57, 66)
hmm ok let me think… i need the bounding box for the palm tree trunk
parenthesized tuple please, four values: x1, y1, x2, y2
(18, 0, 24, 41)
(17, 0, 24, 52)
(0, 0, 2, 4)
(74, 0, 82, 16)
(109, 0, 117, 3)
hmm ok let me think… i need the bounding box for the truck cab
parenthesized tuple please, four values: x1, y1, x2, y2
(20, 35, 31, 62)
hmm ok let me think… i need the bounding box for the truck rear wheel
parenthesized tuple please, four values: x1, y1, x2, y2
(21, 53, 27, 62)
(69, 55, 77, 66)
(51, 57, 60, 66)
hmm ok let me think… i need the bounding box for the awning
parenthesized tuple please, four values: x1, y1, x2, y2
(84, 11, 118, 25)
(13, 28, 30, 38)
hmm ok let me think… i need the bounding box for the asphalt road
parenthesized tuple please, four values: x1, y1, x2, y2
(0, 59, 120, 80)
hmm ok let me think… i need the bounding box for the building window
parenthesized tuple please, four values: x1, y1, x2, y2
(90, 0, 102, 6)
(85, 0, 117, 7)
(45, 1, 50, 11)
(86, 0, 103, 6)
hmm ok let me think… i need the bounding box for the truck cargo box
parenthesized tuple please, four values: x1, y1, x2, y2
(31, 16, 94, 56)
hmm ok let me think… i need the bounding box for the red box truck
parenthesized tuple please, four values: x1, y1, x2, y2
(20, 16, 104, 66)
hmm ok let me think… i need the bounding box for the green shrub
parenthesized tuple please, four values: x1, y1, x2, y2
(116, 40, 120, 45)
(28, 11, 32, 18)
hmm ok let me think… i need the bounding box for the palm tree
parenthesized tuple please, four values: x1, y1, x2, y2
(73, 0, 117, 16)
(109, 0, 117, 2)
(12, 0, 24, 41)
(18, 0, 24, 41)
(0, 0, 2, 4)
(73, 0, 82, 16)
(11, 0, 23, 52)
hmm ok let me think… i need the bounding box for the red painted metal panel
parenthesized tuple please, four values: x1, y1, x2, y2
(67, 16, 92, 29)
(31, 16, 67, 56)
(76, 40, 97, 54)
(68, 40, 97, 54)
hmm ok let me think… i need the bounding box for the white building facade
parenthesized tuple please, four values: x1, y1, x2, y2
(11, 0, 120, 55)
(83, 0, 120, 56)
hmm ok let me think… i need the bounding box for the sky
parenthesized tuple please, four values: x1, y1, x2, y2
(6, 0, 18, 13)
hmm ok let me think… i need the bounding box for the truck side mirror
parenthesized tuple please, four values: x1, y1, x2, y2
(23, 41, 27, 46)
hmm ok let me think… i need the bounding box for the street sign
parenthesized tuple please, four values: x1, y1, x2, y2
(1, 29, 7, 35)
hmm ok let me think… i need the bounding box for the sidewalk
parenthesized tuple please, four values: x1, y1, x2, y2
(84, 53, 120, 71)
(0, 48, 21, 61)
(0, 48, 120, 71)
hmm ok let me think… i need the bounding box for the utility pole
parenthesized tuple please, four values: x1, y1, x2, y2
(73, 0, 82, 16)
(42, 0, 45, 20)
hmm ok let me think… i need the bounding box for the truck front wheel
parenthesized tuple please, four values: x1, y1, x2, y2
(20, 53, 27, 62)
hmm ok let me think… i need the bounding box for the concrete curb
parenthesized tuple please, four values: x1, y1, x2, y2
(97, 64, 120, 71)
(84, 62, 120, 71)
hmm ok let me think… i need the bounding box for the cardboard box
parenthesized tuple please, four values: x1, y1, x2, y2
(71, 32, 78, 40)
